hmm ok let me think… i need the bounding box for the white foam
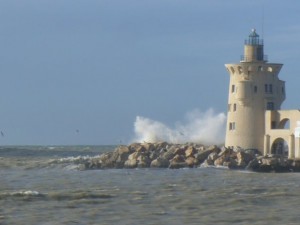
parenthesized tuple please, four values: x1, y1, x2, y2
(11, 190, 42, 196)
(132, 108, 226, 145)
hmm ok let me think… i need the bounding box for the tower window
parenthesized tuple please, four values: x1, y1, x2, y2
(254, 86, 258, 93)
(265, 84, 268, 93)
(229, 122, 236, 130)
(231, 85, 235, 93)
(269, 84, 273, 93)
(265, 84, 273, 94)
(233, 104, 237, 111)
(267, 102, 274, 110)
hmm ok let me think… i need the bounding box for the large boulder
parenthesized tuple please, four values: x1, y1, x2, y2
(169, 155, 187, 169)
(124, 152, 140, 168)
(161, 146, 177, 161)
(194, 146, 220, 164)
(236, 151, 254, 168)
(99, 152, 117, 168)
(185, 156, 197, 168)
(114, 145, 131, 168)
(124, 158, 138, 168)
(214, 155, 226, 166)
(291, 160, 300, 172)
(185, 146, 196, 158)
(174, 146, 186, 156)
(246, 155, 291, 172)
(150, 157, 170, 168)
(137, 154, 151, 168)
(200, 158, 214, 167)
(208, 152, 219, 161)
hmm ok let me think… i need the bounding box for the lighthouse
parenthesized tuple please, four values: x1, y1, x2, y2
(225, 29, 286, 152)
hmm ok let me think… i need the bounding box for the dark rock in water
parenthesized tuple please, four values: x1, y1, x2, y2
(246, 155, 292, 172)
(291, 160, 300, 172)
(236, 151, 254, 168)
(245, 158, 260, 171)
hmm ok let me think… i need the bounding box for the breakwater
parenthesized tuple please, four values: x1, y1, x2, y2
(84, 142, 300, 172)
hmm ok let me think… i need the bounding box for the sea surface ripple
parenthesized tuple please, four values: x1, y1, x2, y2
(0, 146, 300, 225)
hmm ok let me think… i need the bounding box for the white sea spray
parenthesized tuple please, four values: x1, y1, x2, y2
(132, 108, 226, 145)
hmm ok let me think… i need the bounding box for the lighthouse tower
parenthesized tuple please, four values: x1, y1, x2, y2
(225, 29, 286, 152)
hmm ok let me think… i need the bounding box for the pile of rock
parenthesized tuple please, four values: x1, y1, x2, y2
(82, 142, 300, 172)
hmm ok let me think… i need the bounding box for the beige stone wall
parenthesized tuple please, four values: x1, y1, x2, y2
(265, 110, 300, 158)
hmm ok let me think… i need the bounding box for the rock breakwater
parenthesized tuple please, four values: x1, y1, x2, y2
(84, 142, 300, 172)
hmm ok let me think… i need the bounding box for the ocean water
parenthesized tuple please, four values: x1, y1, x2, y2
(1, 146, 300, 225)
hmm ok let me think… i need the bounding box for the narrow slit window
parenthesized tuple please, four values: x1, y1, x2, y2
(254, 86, 257, 93)
(265, 84, 268, 93)
(269, 84, 273, 93)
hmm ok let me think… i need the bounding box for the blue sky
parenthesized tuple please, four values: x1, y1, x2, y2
(0, 0, 299, 145)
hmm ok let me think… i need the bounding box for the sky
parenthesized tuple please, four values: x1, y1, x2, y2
(0, 0, 300, 145)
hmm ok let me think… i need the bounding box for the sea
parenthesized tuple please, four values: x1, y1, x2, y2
(0, 145, 300, 225)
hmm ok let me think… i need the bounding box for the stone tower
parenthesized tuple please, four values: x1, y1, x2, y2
(225, 29, 286, 152)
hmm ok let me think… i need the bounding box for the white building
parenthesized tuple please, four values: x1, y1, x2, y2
(225, 29, 300, 158)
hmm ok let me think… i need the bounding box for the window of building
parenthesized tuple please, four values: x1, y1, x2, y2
(233, 103, 237, 111)
(265, 84, 268, 93)
(231, 85, 235, 93)
(265, 84, 273, 94)
(267, 102, 274, 110)
(269, 84, 273, 94)
(254, 86, 257, 93)
(229, 122, 236, 130)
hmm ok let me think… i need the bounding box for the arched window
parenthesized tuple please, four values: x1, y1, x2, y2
(271, 138, 288, 156)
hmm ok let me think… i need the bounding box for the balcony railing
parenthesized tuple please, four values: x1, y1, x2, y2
(240, 54, 268, 62)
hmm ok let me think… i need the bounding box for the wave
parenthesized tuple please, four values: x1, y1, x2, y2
(0, 155, 103, 170)
(0, 190, 115, 201)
